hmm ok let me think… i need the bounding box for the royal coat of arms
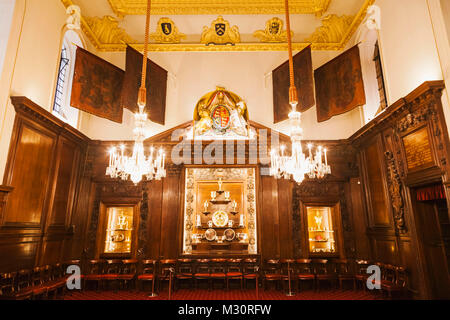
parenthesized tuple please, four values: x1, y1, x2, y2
(192, 87, 250, 139)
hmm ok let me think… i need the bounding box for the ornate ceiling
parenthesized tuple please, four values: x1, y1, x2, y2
(61, 0, 374, 52)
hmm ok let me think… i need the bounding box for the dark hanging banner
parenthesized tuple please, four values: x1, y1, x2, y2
(71, 47, 124, 123)
(272, 45, 315, 123)
(121, 45, 168, 125)
(314, 45, 366, 123)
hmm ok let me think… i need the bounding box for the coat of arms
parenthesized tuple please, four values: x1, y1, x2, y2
(253, 17, 292, 43)
(150, 17, 186, 43)
(201, 16, 240, 45)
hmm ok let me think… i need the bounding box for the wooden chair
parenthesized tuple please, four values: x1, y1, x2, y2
(335, 259, 356, 290)
(14, 269, 33, 300)
(313, 259, 336, 291)
(118, 259, 138, 290)
(242, 258, 259, 290)
(175, 259, 194, 291)
(0, 272, 17, 300)
(262, 259, 281, 290)
(31, 266, 48, 299)
(158, 259, 176, 293)
(280, 259, 296, 293)
(295, 259, 315, 291)
(102, 259, 121, 292)
(382, 266, 408, 299)
(46, 263, 67, 298)
(194, 259, 211, 290)
(210, 259, 227, 290)
(83, 260, 104, 291)
(354, 260, 370, 290)
(137, 259, 157, 295)
(226, 259, 243, 290)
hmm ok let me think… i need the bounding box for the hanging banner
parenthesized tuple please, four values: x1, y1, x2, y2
(314, 45, 366, 122)
(71, 47, 124, 123)
(121, 46, 168, 125)
(272, 45, 315, 123)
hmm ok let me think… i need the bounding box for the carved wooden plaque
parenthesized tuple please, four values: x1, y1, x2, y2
(402, 127, 434, 171)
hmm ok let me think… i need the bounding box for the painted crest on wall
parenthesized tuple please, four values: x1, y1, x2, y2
(150, 17, 186, 43)
(201, 16, 240, 45)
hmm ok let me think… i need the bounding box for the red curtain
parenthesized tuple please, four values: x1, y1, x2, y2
(416, 185, 446, 201)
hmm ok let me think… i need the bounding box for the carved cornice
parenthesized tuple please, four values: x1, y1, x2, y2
(107, 0, 331, 16)
(60, 0, 371, 52)
(350, 81, 445, 145)
(10, 96, 90, 144)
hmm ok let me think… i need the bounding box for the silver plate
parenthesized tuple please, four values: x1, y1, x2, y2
(224, 228, 235, 241)
(205, 228, 217, 241)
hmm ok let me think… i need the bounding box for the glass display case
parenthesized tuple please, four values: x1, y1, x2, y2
(306, 206, 336, 254)
(103, 206, 134, 254)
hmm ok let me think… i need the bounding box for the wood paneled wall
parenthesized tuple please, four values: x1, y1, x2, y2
(350, 81, 450, 299)
(0, 97, 90, 272)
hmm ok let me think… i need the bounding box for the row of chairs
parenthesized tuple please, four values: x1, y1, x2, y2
(0, 262, 72, 300)
(0, 258, 408, 299)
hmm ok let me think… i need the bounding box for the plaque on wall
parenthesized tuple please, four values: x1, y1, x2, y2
(402, 127, 434, 171)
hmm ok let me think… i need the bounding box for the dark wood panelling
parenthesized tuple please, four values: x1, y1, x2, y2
(0, 97, 89, 272)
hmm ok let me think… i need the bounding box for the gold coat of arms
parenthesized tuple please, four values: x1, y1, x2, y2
(201, 16, 240, 45)
(150, 17, 186, 43)
(253, 17, 292, 43)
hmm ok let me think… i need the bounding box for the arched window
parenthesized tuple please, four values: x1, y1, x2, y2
(52, 30, 83, 128)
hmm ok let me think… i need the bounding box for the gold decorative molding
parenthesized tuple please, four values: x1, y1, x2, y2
(200, 16, 240, 45)
(84, 16, 137, 45)
(253, 17, 292, 43)
(150, 17, 186, 43)
(107, 0, 331, 16)
(306, 14, 354, 43)
(61, 0, 374, 52)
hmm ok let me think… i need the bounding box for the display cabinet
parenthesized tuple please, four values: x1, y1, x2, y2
(96, 202, 139, 258)
(302, 203, 342, 257)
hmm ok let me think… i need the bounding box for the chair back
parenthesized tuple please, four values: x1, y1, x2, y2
(355, 260, 370, 275)
(176, 259, 194, 276)
(159, 259, 176, 280)
(17, 269, 32, 291)
(295, 259, 313, 274)
(313, 259, 329, 275)
(42, 265, 52, 282)
(0, 272, 16, 296)
(31, 266, 43, 286)
(227, 259, 242, 273)
(243, 258, 259, 275)
(395, 266, 408, 288)
(210, 259, 227, 274)
(87, 260, 104, 275)
(121, 259, 138, 275)
(264, 259, 280, 275)
(335, 259, 352, 275)
(195, 259, 211, 274)
(141, 259, 157, 275)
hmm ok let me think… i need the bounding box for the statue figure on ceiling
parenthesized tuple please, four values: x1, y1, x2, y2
(193, 87, 249, 138)
(66, 5, 81, 30)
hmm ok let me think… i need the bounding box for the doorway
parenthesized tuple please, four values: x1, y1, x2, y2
(412, 184, 450, 299)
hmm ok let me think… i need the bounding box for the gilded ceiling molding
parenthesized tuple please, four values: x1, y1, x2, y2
(306, 14, 355, 43)
(150, 17, 186, 43)
(84, 16, 137, 45)
(107, 0, 331, 16)
(253, 17, 292, 43)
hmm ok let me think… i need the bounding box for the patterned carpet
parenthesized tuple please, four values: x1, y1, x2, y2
(64, 289, 383, 300)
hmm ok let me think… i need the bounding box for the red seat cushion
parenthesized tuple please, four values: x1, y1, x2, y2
(84, 274, 102, 281)
(176, 274, 193, 279)
(194, 273, 210, 278)
(14, 288, 33, 299)
(316, 274, 335, 279)
(355, 274, 368, 280)
(102, 274, 119, 280)
(264, 274, 281, 280)
(297, 274, 315, 279)
(137, 274, 154, 280)
(244, 274, 258, 279)
(117, 274, 135, 280)
(210, 273, 226, 278)
(226, 272, 243, 277)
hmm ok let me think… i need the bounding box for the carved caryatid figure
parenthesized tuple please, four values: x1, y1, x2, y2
(66, 5, 81, 30)
(193, 87, 249, 137)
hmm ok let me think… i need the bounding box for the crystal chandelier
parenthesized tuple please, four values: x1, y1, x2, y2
(106, 0, 166, 185)
(270, 0, 331, 184)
